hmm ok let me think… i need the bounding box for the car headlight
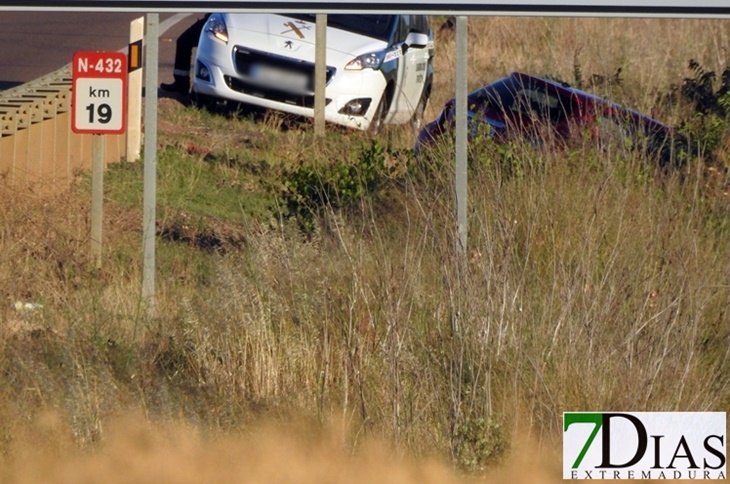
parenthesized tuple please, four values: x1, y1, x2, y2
(345, 48, 400, 71)
(206, 13, 228, 44)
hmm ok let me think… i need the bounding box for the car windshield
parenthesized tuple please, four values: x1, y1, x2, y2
(470, 76, 571, 123)
(287, 14, 396, 42)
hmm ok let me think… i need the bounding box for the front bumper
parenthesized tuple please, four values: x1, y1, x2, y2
(193, 42, 388, 131)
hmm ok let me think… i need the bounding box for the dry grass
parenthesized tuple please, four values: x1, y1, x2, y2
(430, 16, 730, 125)
(0, 411, 566, 484)
(1, 16, 729, 481)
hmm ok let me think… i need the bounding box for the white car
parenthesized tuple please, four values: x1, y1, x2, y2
(191, 13, 434, 131)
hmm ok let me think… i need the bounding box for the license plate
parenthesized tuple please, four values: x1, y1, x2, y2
(249, 63, 309, 92)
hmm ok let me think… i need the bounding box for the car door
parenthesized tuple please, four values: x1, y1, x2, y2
(391, 15, 430, 122)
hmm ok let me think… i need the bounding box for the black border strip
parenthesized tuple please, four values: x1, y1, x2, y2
(2, 1, 730, 15)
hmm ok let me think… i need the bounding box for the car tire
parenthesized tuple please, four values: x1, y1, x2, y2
(409, 88, 431, 131)
(190, 89, 217, 110)
(369, 90, 390, 133)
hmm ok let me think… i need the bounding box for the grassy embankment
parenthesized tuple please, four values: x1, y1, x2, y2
(0, 16, 729, 481)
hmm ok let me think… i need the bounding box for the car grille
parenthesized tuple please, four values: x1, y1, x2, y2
(228, 46, 335, 108)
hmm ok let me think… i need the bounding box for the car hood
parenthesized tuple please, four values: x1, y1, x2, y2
(223, 13, 389, 65)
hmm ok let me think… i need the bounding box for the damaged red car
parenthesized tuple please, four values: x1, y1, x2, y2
(415, 71, 686, 166)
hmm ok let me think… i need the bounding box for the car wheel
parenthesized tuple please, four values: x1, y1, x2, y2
(369, 90, 390, 133)
(190, 89, 217, 110)
(409, 88, 430, 131)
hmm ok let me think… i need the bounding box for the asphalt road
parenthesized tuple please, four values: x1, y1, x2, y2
(0, 12, 204, 91)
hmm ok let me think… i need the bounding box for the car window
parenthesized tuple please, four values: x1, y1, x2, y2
(413, 16, 430, 35)
(470, 78, 517, 112)
(511, 87, 563, 120)
(395, 15, 412, 43)
(477, 77, 572, 122)
(287, 14, 396, 42)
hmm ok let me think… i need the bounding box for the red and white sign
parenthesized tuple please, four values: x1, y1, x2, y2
(72, 51, 128, 134)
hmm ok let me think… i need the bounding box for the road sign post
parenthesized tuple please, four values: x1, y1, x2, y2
(91, 134, 105, 268)
(72, 51, 128, 268)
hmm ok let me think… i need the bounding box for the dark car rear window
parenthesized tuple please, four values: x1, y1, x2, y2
(469, 76, 573, 123)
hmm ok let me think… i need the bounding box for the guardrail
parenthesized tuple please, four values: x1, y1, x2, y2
(0, 63, 128, 191)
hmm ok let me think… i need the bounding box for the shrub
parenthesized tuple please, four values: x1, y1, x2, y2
(277, 140, 406, 232)
(668, 59, 730, 163)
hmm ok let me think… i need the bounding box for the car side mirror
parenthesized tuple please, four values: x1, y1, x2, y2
(405, 32, 429, 49)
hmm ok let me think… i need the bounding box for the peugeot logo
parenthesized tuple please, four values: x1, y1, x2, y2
(284, 40, 293, 49)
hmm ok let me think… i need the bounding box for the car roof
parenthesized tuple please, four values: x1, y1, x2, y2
(507, 71, 671, 130)
(509, 71, 606, 104)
